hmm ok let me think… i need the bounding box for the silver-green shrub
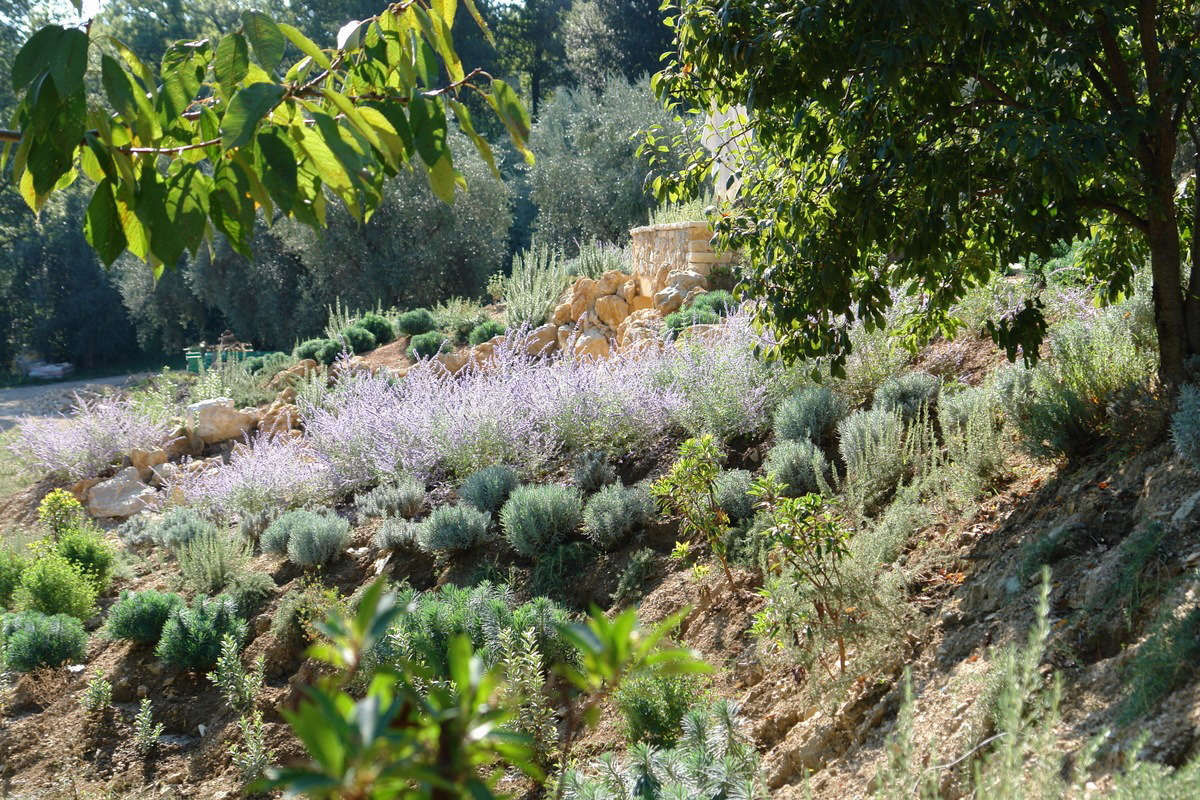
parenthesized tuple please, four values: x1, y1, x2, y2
(178, 530, 250, 594)
(354, 476, 425, 520)
(1171, 384, 1200, 468)
(501, 485, 583, 558)
(285, 513, 350, 567)
(459, 465, 520, 515)
(153, 506, 218, 550)
(373, 517, 421, 552)
(773, 385, 848, 446)
(417, 504, 492, 553)
(573, 450, 618, 494)
(838, 407, 906, 512)
(582, 483, 654, 549)
(873, 371, 939, 422)
(714, 469, 754, 523)
(765, 440, 829, 497)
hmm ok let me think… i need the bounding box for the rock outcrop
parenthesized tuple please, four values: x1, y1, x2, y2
(87, 467, 156, 518)
(185, 397, 259, 445)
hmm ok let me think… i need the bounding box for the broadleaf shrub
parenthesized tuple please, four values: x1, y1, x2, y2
(1171, 384, 1200, 468)
(582, 483, 654, 550)
(356, 313, 396, 345)
(714, 469, 754, 523)
(459, 465, 519, 515)
(338, 325, 377, 355)
(468, 320, 506, 346)
(572, 450, 617, 493)
(774, 385, 848, 448)
(765, 439, 829, 497)
(873, 371, 940, 422)
(408, 331, 449, 360)
(417, 503, 492, 553)
(156, 596, 247, 671)
(501, 485, 583, 558)
(14, 554, 98, 619)
(396, 308, 437, 336)
(106, 590, 185, 645)
(1, 611, 87, 672)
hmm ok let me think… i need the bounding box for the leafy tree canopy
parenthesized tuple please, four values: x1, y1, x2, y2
(2, 0, 532, 278)
(651, 1, 1200, 385)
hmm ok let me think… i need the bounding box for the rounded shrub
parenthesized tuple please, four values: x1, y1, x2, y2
(38, 488, 86, 536)
(355, 477, 425, 520)
(459, 465, 519, 515)
(662, 307, 720, 336)
(1171, 383, 1200, 468)
(765, 439, 829, 497)
(56, 526, 116, 590)
(153, 506, 218, 550)
(397, 308, 437, 336)
(2, 611, 87, 672)
(373, 517, 420, 551)
(156, 596, 247, 671)
(225, 572, 276, 618)
(117, 515, 156, 549)
(873, 371, 940, 421)
(106, 589, 185, 645)
(243, 356, 266, 373)
(262, 510, 349, 566)
(0, 549, 28, 610)
(773, 385, 849, 447)
(690, 290, 737, 316)
(294, 338, 328, 362)
(572, 450, 617, 494)
(468, 319, 506, 346)
(314, 338, 344, 365)
(714, 469, 754, 523)
(357, 312, 396, 345)
(339, 324, 377, 354)
(417, 504, 492, 553)
(501, 485, 583, 558)
(408, 331, 449, 360)
(582, 484, 654, 550)
(14, 553, 98, 619)
(615, 671, 704, 747)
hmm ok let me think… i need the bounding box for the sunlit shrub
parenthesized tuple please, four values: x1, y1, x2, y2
(468, 319, 506, 346)
(0, 549, 26, 609)
(338, 325, 377, 354)
(2, 611, 87, 672)
(396, 308, 436, 336)
(408, 331, 449, 360)
(572, 450, 617, 493)
(153, 506, 218, 550)
(356, 313, 396, 345)
(714, 469, 754, 523)
(615, 672, 704, 747)
(773, 385, 848, 447)
(582, 483, 654, 549)
(156, 596, 247, 671)
(838, 408, 907, 512)
(459, 465, 520, 515)
(261, 510, 348, 567)
(354, 477, 425, 520)
(106, 589, 184, 644)
(179, 531, 250, 594)
(501, 485, 583, 558)
(663, 307, 720, 337)
(690, 290, 737, 316)
(417, 504, 492, 553)
(373, 517, 420, 551)
(13, 553, 98, 619)
(873, 371, 939, 422)
(1171, 384, 1200, 468)
(765, 439, 829, 497)
(55, 526, 116, 591)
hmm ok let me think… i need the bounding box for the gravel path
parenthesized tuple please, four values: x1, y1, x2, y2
(0, 373, 148, 431)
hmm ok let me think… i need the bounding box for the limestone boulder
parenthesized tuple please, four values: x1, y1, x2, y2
(524, 324, 559, 358)
(186, 398, 259, 445)
(574, 328, 611, 360)
(653, 285, 688, 315)
(552, 302, 573, 325)
(618, 280, 638, 302)
(260, 402, 301, 436)
(269, 359, 319, 389)
(438, 349, 470, 374)
(628, 294, 654, 313)
(130, 447, 168, 482)
(569, 278, 601, 321)
(618, 308, 665, 351)
(88, 467, 156, 518)
(596, 270, 626, 297)
(557, 324, 575, 350)
(594, 294, 630, 329)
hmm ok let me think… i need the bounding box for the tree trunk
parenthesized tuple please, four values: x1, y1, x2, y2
(1148, 206, 1189, 387)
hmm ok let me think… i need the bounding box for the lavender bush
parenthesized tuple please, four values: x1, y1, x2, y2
(11, 395, 169, 481)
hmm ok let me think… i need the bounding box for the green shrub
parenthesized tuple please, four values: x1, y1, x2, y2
(117, 515, 156, 548)
(714, 469, 754, 523)
(156, 596, 247, 671)
(106, 590, 185, 644)
(615, 671, 704, 746)
(225, 572, 276, 618)
(613, 547, 656, 605)
(774, 385, 848, 447)
(14, 553, 98, 619)
(269, 579, 347, 646)
(396, 308, 436, 336)
(294, 338, 330, 362)
(408, 331, 449, 360)
(572, 450, 617, 493)
(1121, 606, 1200, 723)
(690, 290, 736, 316)
(1171, 384, 1200, 468)
(582, 483, 653, 549)
(662, 307, 720, 336)
(501, 485, 583, 558)
(38, 489, 86, 536)
(765, 439, 829, 497)
(417, 503, 492, 553)
(459, 465, 519, 515)
(434, 298, 489, 344)
(373, 517, 420, 551)
(0, 549, 28, 609)
(504, 243, 571, 328)
(356, 312, 396, 345)
(355, 477, 425, 520)
(2, 611, 87, 672)
(179, 531, 250, 594)
(314, 339, 343, 365)
(338, 325, 377, 354)
(838, 407, 907, 511)
(267, 511, 350, 567)
(529, 542, 595, 603)
(153, 507, 218, 550)
(468, 319, 506, 346)
(56, 526, 116, 590)
(873, 371, 939, 421)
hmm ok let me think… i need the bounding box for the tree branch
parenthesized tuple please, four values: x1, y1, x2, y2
(1078, 196, 1149, 231)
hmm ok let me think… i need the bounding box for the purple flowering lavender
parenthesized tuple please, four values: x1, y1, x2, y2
(10, 394, 170, 481)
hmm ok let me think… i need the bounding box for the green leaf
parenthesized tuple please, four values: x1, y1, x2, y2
(408, 96, 447, 168)
(256, 129, 298, 213)
(427, 154, 457, 203)
(85, 179, 127, 266)
(109, 37, 156, 101)
(488, 79, 532, 161)
(101, 54, 159, 141)
(214, 33, 250, 91)
(165, 163, 211, 258)
(221, 82, 286, 150)
(294, 121, 353, 194)
(49, 28, 89, 97)
(209, 160, 256, 256)
(242, 12, 286, 72)
(277, 23, 331, 70)
(12, 25, 62, 92)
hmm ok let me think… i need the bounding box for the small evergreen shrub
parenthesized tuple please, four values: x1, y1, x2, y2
(0, 549, 27, 609)
(294, 338, 329, 362)
(373, 517, 420, 551)
(615, 671, 704, 747)
(765, 439, 829, 497)
(81, 670, 113, 712)
(435, 298, 490, 343)
(269, 579, 346, 646)
(501, 485, 583, 558)
(225, 572, 276, 618)
(838, 407, 908, 512)
(714, 469, 754, 523)
(2, 611, 87, 672)
(1121, 606, 1200, 722)
(459, 465, 519, 515)
(56, 526, 116, 590)
(117, 515, 156, 548)
(134, 698, 164, 753)
(468, 319, 506, 346)
(773, 385, 848, 447)
(284, 512, 350, 567)
(38, 488, 86, 536)
(153, 506, 218, 550)
(572, 450, 617, 493)
(356, 312, 396, 345)
(106, 590, 185, 644)
(613, 547, 656, 605)
(582, 483, 654, 549)
(662, 307, 720, 336)
(1171, 384, 1200, 468)
(690, 290, 737, 316)
(237, 508, 279, 544)
(354, 477, 425, 520)
(396, 308, 436, 336)
(179, 531, 250, 594)
(873, 371, 940, 421)
(407, 331, 449, 360)
(338, 324, 377, 354)
(417, 503, 492, 553)
(14, 553, 98, 619)
(156, 596, 247, 671)
(530, 542, 594, 602)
